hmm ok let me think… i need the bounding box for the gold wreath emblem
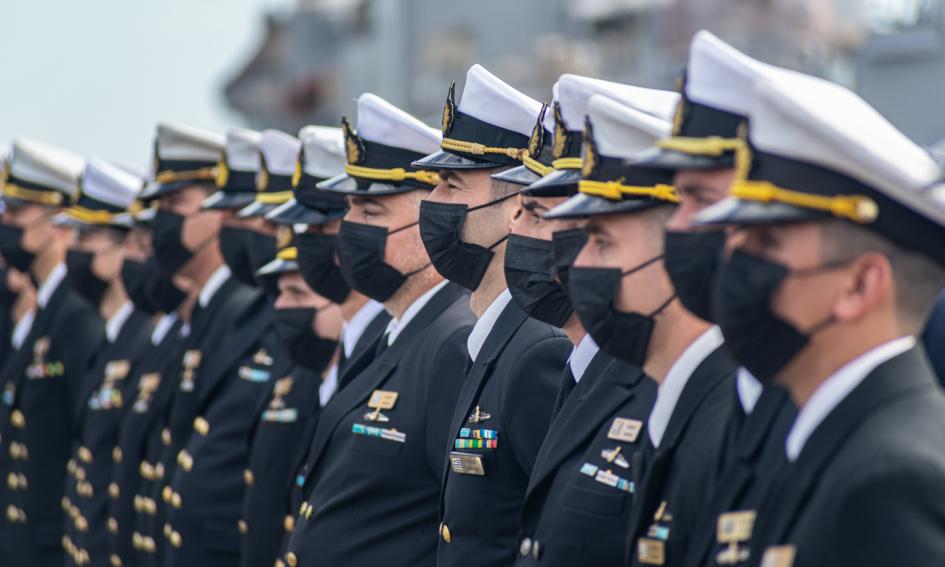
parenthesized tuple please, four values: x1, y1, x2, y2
(527, 104, 548, 158)
(441, 82, 457, 137)
(341, 116, 365, 166)
(581, 118, 598, 179)
(552, 101, 571, 160)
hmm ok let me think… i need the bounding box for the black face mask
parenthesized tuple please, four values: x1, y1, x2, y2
(0, 223, 37, 272)
(551, 228, 587, 298)
(713, 249, 839, 384)
(296, 232, 351, 304)
(219, 226, 277, 287)
(569, 256, 675, 366)
(0, 267, 18, 306)
(144, 257, 188, 314)
(664, 230, 726, 323)
(505, 234, 573, 328)
(66, 249, 110, 308)
(419, 196, 515, 291)
(150, 210, 196, 276)
(273, 307, 338, 373)
(337, 220, 428, 303)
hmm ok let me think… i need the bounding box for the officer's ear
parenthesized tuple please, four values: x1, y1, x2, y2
(831, 252, 892, 325)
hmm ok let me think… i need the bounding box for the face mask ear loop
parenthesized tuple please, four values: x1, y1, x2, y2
(468, 190, 521, 213)
(647, 292, 678, 318)
(487, 234, 509, 251)
(620, 254, 665, 278)
(389, 219, 419, 235)
(402, 262, 432, 278)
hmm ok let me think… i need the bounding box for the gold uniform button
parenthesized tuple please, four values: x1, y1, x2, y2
(519, 537, 532, 557)
(67, 459, 77, 474)
(161, 428, 172, 447)
(275, 560, 286, 567)
(286, 552, 298, 567)
(62, 496, 71, 511)
(177, 450, 193, 472)
(440, 523, 451, 544)
(112, 447, 123, 463)
(133, 496, 143, 513)
(162, 486, 173, 503)
(145, 498, 157, 515)
(132, 533, 143, 550)
(143, 536, 157, 553)
(283, 515, 295, 532)
(194, 417, 209, 436)
(163, 523, 172, 537)
(238, 519, 248, 534)
(78, 446, 93, 463)
(139, 461, 154, 480)
(169, 531, 182, 548)
(110, 553, 123, 567)
(6, 504, 18, 522)
(10, 409, 25, 429)
(7, 472, 18, 490)
(154, 463, 165, 480)
(108, 517, 119, 533)
(171, 492, 182, 509)
(108, 482, 120, 498)
(244, 469, 254, 486)
(75, 516, 89, 532)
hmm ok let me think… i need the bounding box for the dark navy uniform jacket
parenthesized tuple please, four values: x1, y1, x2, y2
(626, 340, 737, 567)
(109, 313, 185, 567)
(515, 352, 657, 567)
(437, 298, 571, 567)
(161, 291, 290, 567)
(0, 270, 104, 567)
(682, 382, 795, 567)
(63, 307, 153, 567)
(282, 282, 473, 567)
(748, 346, 945, 567)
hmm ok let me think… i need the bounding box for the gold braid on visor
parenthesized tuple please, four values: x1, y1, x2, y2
(730, 180, 878, 224)
(276, 246, 298, 261)
(656, 136, 752, 181)
(2, 183, 65, 206)
(255, 191, 293, 205)
(579, 179, 679, 203)
(154, 167, 218, 185)
(551, 157, 582, 170)
(344, 164, 440, 186)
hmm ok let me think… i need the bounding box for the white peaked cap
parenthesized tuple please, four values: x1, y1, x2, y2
(588, 95, 674, 159)
(356, 93, 441, 154)
(686, 30, 796, 117)
(298, 126, 346, 179)
(750, 70, 941, 200)
(8, 138, 85, 198)
(225, 128, 263, 172)
(81, 158, 142, 209)
(155, 122, 225, 162)
(259, 129, 302, 176)
(556, 74, 679, 131)
(457, 64, 543, 137)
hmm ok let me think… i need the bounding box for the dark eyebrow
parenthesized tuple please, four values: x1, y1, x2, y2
(522, 199, 548, 213)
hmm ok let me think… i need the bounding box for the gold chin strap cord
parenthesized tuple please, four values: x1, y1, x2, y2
(65, 206, 121, 225)
(344, 164, 439, 187)
(551, 157, 583, 171)
(154, 167, 218, 185)
(522, 155, 553, 177)
(579, 179, 679, 203)
(276, 246, 298, 261)
(730, 180, 878, 223)
(440, 138, 529, 162)
(2, 183, 65, 206)
(255, 191, 294, 205)
(656, 136, 752, 181)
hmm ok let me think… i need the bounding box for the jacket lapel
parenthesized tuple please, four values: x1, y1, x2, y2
(525, 355, 644, 500)
(750, 346, 936, 554)
(338, 311, 391, 391)
(302, 283, 466, 490)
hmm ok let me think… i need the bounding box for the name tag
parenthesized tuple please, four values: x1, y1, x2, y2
(760, 545, 796, 567)
(608, 417, 642, 442)
(638, 538, 665, 565)
(351, 423, 406, 443)
(718, 510, 756, 543)
(449, 451, 484, 476)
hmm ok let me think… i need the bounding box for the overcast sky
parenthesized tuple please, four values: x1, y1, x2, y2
(0, 0, 280, 166)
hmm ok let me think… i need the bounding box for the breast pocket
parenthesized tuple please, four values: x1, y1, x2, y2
(564, 484, 627, 517)
(350, 423, 405, 458)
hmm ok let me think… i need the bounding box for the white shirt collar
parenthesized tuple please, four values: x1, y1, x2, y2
(151, 312, 179, 345)
(386, 280, 448, 346)
(785, 335, 916, 462)
(11, 310, 35, 349)
(569, 334, 599, 383)
(467, 288, 513, 363)
(320, 367, 338, 407)
(105, 301, 135, 343)
(198, 265, 231, 308)
(37, 262, 68, 308)
(648, 326, 725, 448)
(343, 300, 385, 358)
(736, 368, 764, 415)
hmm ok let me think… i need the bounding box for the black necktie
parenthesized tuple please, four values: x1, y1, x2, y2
(550, 364, 576, 421)
(374, 332, 390, 359)
(336, 340, 349, 376)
